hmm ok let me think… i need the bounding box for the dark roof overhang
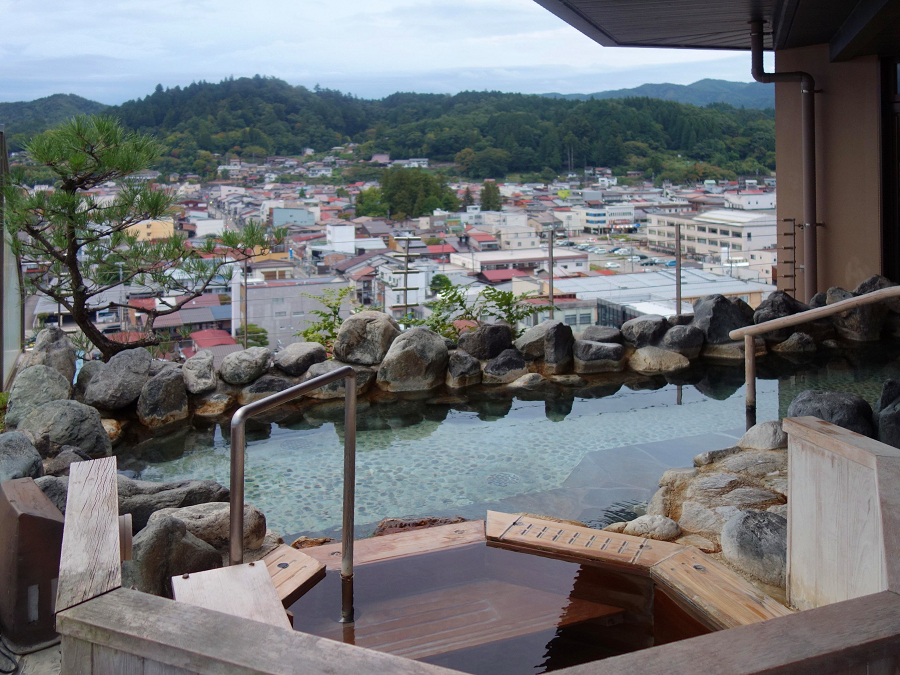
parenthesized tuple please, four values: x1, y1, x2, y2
(533, 0, 900, 60)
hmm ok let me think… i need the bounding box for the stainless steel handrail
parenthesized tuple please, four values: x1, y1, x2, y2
(729, 286, 900, 429)
(229, 364, 357, 622)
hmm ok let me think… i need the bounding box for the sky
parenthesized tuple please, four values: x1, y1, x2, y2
(0, 0, 773, 105)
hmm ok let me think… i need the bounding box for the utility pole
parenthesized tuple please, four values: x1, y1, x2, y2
(548, 228, 554, 320)
(243, 257, 249, 349)
(115, 262, 126, 329)
(675, 221, 682, 315)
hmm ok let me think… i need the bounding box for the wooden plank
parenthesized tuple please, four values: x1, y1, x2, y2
(93, 644, 143, 675)
(60, 635, 92, 675)
(784, 417, 900, 467)
(57, 587, 462, 675)
(305, 520, 485, 571)
(486, 512, 682, 572)
(56, 586, 900, 675)
(144, 661, 198, 675)
(171, 562, 291, 630)
(56, 456, 122, 614)
(484, 510, 520, 539)
(649, 548, 793, 630)
(875, 456, 900, 594)
(262, 545, 325, 607)
(313, 579, 624, 661)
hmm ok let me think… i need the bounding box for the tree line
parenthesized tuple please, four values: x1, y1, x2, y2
(11, 76, 776, 184)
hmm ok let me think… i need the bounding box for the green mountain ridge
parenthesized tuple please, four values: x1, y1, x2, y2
(4, 77, 776, 184)
(542, 79, 774, 109)
(0, 94, 108, 149)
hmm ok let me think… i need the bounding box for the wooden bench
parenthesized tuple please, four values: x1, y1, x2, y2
(486, 511, 792, 630)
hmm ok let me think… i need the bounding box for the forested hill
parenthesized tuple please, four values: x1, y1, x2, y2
(103, 76, 774, 182)
(7, 77, 776, 183)
(543, 79, 774, 109)
(0, 94, 107, 149)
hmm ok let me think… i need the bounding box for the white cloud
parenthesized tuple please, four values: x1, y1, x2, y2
(0, 0, 771, 103)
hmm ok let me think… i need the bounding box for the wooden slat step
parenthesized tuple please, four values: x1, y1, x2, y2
(317, 579, 624, 660)
(305, 520, 486, 571)
(262, 545, 326, 607)
(486, 511, 682, 571)
(650, 548, 794, 630)
(171, 562, 292, 630)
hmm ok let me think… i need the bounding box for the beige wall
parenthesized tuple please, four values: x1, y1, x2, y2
(129, 218, 175, 241)
(775, 45, 882, 298)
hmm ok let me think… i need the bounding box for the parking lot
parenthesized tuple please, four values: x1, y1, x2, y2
(543, 235, 678, 273)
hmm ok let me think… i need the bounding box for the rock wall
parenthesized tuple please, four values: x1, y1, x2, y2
(7, 281, 900, 448)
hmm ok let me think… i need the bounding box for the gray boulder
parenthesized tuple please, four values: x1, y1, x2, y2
(376, 327, 449, 392)
(623, 515, 681, 542)
(810, 292, 827, 308)
(117, 475, 230, 531)
(332, 311, 400, 365)
(274, 342, 327, 376)
(753, 290, 809, 325)
(458, 323, 513, 360)
(148, 502, 266, 552)
(137, 368, 189, 429)
(720, 510, 787, 587)
(84, 348, 152, 409)
(482, 349, 528, 384)
(74, 361, 105, 402)
(660, 324, 704, 359)
(182, 350, 217, 395)
(218, 347, 271, 386)
(122, 516, 222, 598)
(17, 400, 111, 458)
(691, 294, 751, 344)
(238, 374, 292, 405)
(0, 432, 43, 481)
(827, 286, 886, 342)
(628, 346, 690, 375)
(514, 321, 574, 375)
(302, 360, 375, 399)
(580, 325, 622, 343)
(730, 297, 756, 323)
(787, 389, 874, 437)
(875, 379, 900, 449)
(573, 340, 625, 374)
(854, 274, 900, 313)
(43, 446, 90, 477)
(34, 476, 68, 513)
(446, 351, 482, 388)
(5, 365, 71, 427)
(24, 327, 77, 384)
(620, 315, 668, 348)
(738, 420, 787, 450)
(148, 360, 177, 377)
(193, 391, 237, 418)
(771, 332, 816, 354)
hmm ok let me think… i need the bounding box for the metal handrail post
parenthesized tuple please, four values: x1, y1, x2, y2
(745, 335, 757, 431)
(229, 367, 357, 581)
(340, 374, 357, 623)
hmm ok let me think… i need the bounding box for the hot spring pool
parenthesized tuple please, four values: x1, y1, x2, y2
(123, 347, 900, 538)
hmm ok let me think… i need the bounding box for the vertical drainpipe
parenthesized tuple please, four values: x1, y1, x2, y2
(750, 20, 818, 301)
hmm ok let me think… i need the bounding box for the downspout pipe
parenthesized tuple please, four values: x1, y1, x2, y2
(750, 20, 818, 301)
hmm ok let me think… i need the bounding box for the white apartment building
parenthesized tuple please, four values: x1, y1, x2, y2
(646, 209, 777, 268)
(474, 224, 540, 249)
(374, 264, 428, 319)
(449, 248, 588, 274)
(457, 207, 528, 229)
(570, 203, 636, 234)
(723, 190, 777, 210)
